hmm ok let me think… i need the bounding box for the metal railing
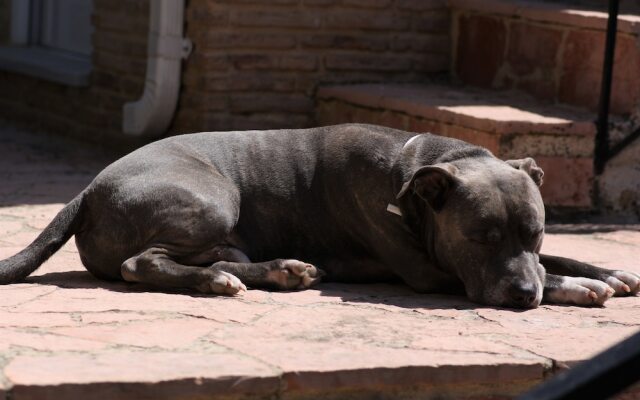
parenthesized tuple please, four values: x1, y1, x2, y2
(594, 0, 640, 174)
(518, 329, 640, 399)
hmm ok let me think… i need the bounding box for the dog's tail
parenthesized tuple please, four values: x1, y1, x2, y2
(0, 192, 85, 284)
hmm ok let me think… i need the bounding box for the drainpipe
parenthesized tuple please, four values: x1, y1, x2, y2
(122, 0, 192, 136)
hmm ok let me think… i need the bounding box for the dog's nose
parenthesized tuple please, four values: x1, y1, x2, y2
(508, 283, 539, 308)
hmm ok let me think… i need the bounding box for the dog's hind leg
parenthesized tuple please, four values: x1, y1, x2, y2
(178, 244, 324, 290)
(121, 247, 246, 295)
(209, 257, 324, 291)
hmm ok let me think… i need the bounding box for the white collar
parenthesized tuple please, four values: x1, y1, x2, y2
(386, 135, 420, 217)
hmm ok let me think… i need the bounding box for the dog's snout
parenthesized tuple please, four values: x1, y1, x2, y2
(508, 282, 539, 308)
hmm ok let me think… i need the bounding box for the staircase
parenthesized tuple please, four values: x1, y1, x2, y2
(316, 0, 640, 217)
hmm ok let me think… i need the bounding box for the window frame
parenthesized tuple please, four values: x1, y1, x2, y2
(0, 0, 92, 87)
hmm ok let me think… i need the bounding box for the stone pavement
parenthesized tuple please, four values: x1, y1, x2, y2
(1, 121, 640, 399)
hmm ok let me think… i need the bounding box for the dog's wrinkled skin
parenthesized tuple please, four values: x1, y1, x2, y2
(0, 124, 638, 309)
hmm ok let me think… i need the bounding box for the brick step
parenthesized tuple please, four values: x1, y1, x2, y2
(451, 0, 640, 114)
(316, 83, 596, 209)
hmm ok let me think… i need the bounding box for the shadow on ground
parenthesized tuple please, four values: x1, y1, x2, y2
(0, 120, 116, 206)
(26, 269, 498, 312)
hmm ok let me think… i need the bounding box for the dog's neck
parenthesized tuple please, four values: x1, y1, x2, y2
(386, 134, 421, 217)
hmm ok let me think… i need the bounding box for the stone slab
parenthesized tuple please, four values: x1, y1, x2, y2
(317, 84, 596, 137)
(6, 353, 281, 400)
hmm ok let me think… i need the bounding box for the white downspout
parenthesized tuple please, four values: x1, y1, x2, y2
(122, 0, 192, 136)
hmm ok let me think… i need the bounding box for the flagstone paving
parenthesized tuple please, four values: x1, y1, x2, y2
(1, 121, 639, 399)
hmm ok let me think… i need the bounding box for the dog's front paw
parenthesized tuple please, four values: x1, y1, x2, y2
(545, 276, 614, 306)
(197, 270, 247, 295)
(605, 270, 640, 296)
(268, 259, 325, 290)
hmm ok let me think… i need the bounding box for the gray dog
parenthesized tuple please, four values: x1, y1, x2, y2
(1, 124, 638, 308)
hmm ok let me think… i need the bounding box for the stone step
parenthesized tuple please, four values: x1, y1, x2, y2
(316, 83, 597, 209)
(451, 0, 640, 114)
(599, 136, 640, 218)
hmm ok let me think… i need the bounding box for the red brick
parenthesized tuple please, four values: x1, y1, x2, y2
(342, 0, 392, 8)
(171, 109, 207, 132)
(325, 54, 412, 71)
(92, 30, 147, 56)
(92, 53, 147, 75)
(92, 11, 149, 35)
(413, 11, 450, 33)
(536, 157, 593, 208)
(180, 94, 229, 111)
(186, 6, 229, 26)
(406, 117, 442, 134)
(409, 118, 501, 154)
(412, 53, 450, 72)
(392, 33, 449, 53)
(230, 93, 314, 113)
(559, 31, 640, 114)
(378, 111, 409, 130)
(199, 74, 296, 92)
(324, 11, 411, 31)
(231, 10, 322, 29)
(215, 0, 297, 3)
(516, 77, 556, 102)
(188, 53, 232, 71)
(279, 55, 318, 71)
(301, 34, 388, 51)
(506, 22, 562, 76)
(455, 14, 507, 87)
(397, 0, 446, 11)
(227, 113, 311, 130)
(302, 0, 338, 5)
(231, 54, 277, 70)
(197, 32, 296, 49)
(93, 0, 147, 14)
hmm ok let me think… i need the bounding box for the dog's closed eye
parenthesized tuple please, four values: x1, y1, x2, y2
(468, 227, 503, 245)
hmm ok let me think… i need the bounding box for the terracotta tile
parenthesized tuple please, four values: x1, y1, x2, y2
(52, 318, 219, 349)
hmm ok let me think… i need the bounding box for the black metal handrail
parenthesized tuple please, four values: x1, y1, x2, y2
(518, 329, 640, 399)
(594, 0, 620, 175)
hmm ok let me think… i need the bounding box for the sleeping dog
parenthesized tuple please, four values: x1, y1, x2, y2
(1, 124, 637, 308)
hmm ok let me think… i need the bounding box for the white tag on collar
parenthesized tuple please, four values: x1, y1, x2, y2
(386, 136, 419, 218)
(404, 135, 420, 149)
(386, 204, 402, 217)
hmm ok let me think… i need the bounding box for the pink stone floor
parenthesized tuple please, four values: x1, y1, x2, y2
(1, 122, 640, 399)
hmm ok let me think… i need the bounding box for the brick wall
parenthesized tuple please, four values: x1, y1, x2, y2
(172, 0, 450, 133)
(0, 0, 449, 143)
(0, 0, 149, 147)
(452, 5, 640, 115)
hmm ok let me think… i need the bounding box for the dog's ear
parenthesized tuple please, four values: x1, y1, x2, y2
(506, 157, 544, 187)
(396, 163, 459, 211)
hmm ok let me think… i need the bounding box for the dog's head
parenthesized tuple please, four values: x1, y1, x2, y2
(397, 155, 546, 308)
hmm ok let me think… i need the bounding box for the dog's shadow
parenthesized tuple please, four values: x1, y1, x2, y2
(315, 282, 497, 312)
(26, 270, 521, 312)
(26, 270, 206, 297)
